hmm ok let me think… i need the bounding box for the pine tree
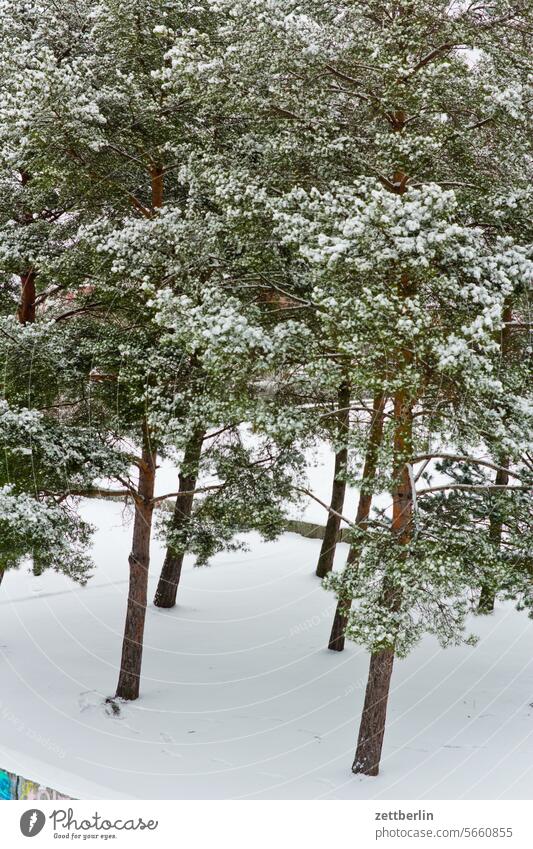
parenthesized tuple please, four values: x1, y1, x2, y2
(2, 0, 305, 697)
(232, 0, 533, 777)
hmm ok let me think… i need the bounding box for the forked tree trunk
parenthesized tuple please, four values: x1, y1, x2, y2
(316, 382, 350, 578)
(478, 301, 512, 614)
(353, 272, 414, 776)
(115, 424, 156, 701)
(328, 393, 386, 651)
(153, 428, 205, 609)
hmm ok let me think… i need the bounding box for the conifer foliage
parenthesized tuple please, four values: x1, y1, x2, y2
(0, 0, 531, 778)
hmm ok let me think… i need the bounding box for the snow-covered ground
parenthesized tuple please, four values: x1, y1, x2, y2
(1, 449, 532, 800)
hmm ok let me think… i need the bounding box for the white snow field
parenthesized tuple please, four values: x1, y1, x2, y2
(1, 451, 532, 800)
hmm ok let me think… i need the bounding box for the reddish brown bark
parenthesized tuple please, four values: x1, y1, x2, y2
(150, 164, 164, 211)
(154, 428, 204, 609)
(328, 393, 386, 651)
(115, 425, 156, 701)
(353, 273, 414, 776)
(316, 382, 350, 578)
(352, 647, 395, 775)
(17, 171, 37, 325)
(114, 160, 167, 700)
(17, 268, 37, 324)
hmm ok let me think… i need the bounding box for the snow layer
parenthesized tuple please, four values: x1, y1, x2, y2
(0, 451, 532, 800)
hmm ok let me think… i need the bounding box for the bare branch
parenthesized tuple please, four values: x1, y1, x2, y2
(411, 453, 525, 481)
(54, 302, 105, 323)
(268, 105, 302, 121)
(325, 64, 381, 103)
(464, 116, 494, 131)
(399, 43, 457, 81)
(49, 488, 133, 500)
(414, 458, 431, 483)
(129, 194, 153, 219)
(152, 484, 223, 504)
(417, 484, 530, 497)
(293, 486, 388, 532)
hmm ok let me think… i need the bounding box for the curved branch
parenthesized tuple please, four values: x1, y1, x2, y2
(293, 486, 389, 531)
(411, 453, 524, 481)
(417, 483, 530, 498)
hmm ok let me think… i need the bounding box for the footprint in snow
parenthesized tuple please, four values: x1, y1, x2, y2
(160, 732, 184, 758)
(78, 690, 106, 713)
(161, 748, 183, 759)
(160, 732, 176, 744)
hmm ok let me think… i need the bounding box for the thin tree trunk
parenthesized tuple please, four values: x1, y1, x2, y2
(353, 272, 414, 776)
(328, 393, 386, 651)
(328, 544, 357, 652)
(153, 428, 205, 609)
(316, 382, 350, 578)
(115, 423, 156, 701)
(478, 300, 512, 614)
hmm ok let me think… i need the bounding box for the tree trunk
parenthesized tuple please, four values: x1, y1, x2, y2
(328, 393, 386, 651)
(353, 271, 413, 776)
(16, 171, 37, 326)
(150, 164, 164, 210)
(114, 163, 163, 700)
(115, 424, 156, 701)
(478, 460, 509, 613)
(17, 269, 36, 325)
(352, 396, 411, 774)
(478, 300, 512, 614)
(478, 582, 496, 614)
(328, 595, 351, 652)
(352, 647, 395, 775)
(316, 382, 350, 578)
(153, 428, 204, 609)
